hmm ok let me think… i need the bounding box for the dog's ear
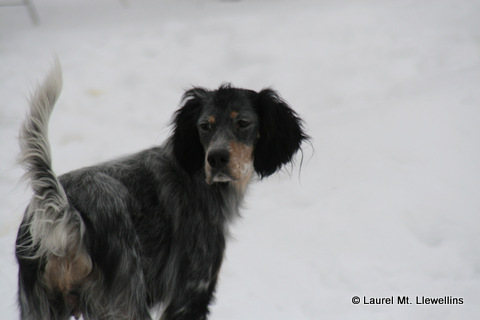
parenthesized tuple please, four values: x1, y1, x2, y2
(253, 89, 308, 178)
(171, 88, 207, 175)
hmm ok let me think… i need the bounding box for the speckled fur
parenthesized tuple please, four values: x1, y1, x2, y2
(16, 63, 308, 320)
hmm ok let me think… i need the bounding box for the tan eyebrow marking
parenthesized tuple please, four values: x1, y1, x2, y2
(208, 116, 216, 124)
(230, 111, 239, 119)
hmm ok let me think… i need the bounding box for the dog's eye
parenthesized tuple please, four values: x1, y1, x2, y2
(237, 120, 251, 129)
(199, 122, 211, 132)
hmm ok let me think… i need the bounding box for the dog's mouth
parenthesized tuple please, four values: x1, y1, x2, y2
(206, 172, 235, 185)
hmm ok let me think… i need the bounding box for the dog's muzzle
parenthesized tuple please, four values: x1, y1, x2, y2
(206, 149, 234, 184)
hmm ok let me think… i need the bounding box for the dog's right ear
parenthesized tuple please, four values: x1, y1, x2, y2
(171, 88, 207, 175)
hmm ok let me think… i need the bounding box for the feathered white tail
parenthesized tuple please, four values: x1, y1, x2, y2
(18, 61, 81, 258)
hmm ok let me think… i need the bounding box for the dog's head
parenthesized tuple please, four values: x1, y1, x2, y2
(172, 84, 307, 189)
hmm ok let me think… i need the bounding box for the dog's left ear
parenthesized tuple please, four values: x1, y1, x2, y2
(171, 88, 207, 175)
(253, 89, 308, 178)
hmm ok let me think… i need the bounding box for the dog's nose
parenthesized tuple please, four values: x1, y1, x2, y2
(207, 150, 230, 169)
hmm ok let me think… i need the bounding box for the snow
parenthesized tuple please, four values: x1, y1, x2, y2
(1, 0, 479, 319)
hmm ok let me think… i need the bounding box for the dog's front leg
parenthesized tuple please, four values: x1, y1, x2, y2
(160, 232, 225, 320)
(161, 273, 220, 320)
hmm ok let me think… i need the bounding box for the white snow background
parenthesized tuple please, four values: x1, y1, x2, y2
(1, 0, 479, 319)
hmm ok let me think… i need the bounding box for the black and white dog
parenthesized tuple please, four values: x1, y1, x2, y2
(16, 62, 308, 320)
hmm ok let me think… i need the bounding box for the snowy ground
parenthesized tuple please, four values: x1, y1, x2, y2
(1, 0, 479, 319)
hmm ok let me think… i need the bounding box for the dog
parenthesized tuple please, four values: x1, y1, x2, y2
(15, 62, 308, 320)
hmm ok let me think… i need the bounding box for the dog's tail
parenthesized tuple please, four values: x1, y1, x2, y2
(18, 61, 85, 260)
